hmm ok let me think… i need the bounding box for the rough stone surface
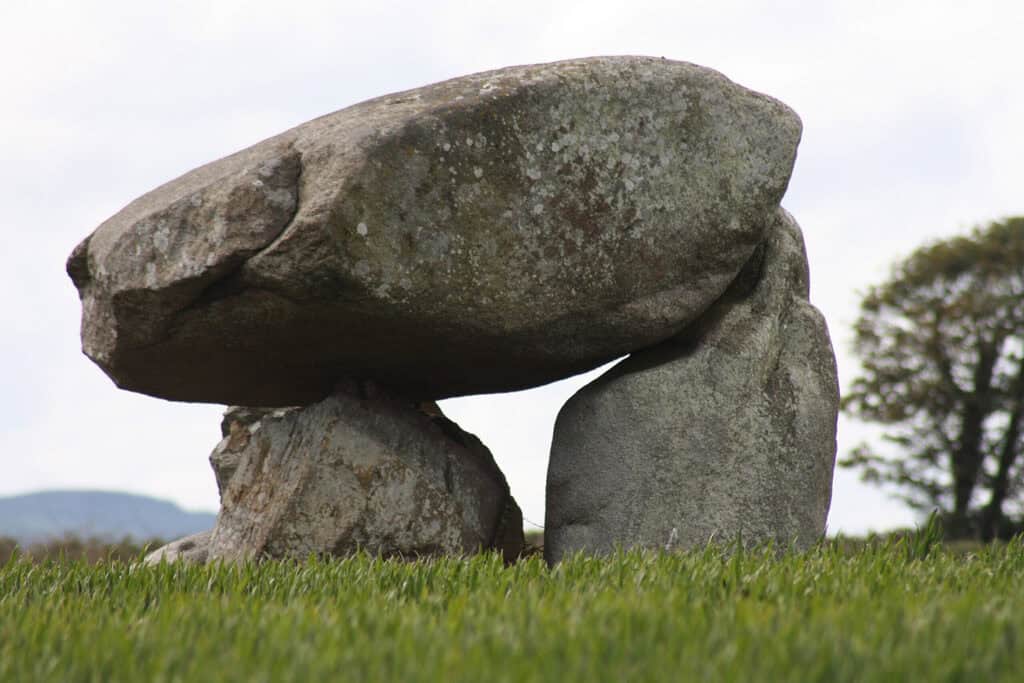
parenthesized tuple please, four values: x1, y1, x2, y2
(68, 56, 802, 406)
(205, 381, 523, 562)
(545, 209, 839, 564)
(211, 406, 296, 497)
(144, 530, 212, 565)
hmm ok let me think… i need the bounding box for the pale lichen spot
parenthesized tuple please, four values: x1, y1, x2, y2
(153, 224, 170, 253)
(257, 158, 281, 178)
(356, 222, 369, 237)
(144, 262, 158, 288)
(442, 142, 451, 152)
(473, 167, 483, 179)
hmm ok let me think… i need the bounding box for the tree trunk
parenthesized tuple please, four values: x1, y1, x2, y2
(980, 355, 1024, 541)
(950, 338, 1000, 539)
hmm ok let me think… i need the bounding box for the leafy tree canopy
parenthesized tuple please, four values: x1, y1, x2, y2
(842, 217, 1024, 540)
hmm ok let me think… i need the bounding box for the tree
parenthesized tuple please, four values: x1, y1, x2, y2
(841, 217, 1024, 540)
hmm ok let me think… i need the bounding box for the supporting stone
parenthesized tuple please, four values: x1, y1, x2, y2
(545, 209, 839, 564)
(149, 382, 523, 564)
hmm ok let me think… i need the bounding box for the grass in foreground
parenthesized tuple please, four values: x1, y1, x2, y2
(2, 536, 1023, 682)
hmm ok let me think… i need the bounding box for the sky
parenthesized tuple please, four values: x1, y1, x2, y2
(3, 0, 1023, 536)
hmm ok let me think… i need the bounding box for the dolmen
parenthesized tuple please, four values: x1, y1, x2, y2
(67, 56, 838, 565)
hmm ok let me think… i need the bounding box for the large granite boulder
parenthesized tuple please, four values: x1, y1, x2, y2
(67, 56, 801, 406)
(545, 209, 839, 563)
(189, 381, 523, 562)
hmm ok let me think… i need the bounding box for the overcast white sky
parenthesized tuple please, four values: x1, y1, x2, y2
(3, 0, 1023, 536)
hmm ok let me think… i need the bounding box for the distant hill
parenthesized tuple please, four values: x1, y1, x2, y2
(0, 490, 216, 543)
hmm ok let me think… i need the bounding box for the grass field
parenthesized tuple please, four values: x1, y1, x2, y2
(2, 532, 1023, 682)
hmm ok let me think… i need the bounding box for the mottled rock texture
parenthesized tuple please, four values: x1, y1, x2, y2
(67, 56, 801, 406)
(144, 530, 211, 565)
(545, 209, 838, 564)
(211, 406, 295, 497)
(205, 381, 523, 562)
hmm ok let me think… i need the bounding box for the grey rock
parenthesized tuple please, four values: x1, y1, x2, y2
(206, 380, 523, 562)
(211, 406, 298, 497)
(144, 530, 212, 564)
(219, 406, 285, 438)
(545, 209, 838, 564)
(68, 56, 801, 406)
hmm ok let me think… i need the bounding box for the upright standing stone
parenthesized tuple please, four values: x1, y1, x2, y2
(205, 381, 523, 562)
(545, 209, 838, 563)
